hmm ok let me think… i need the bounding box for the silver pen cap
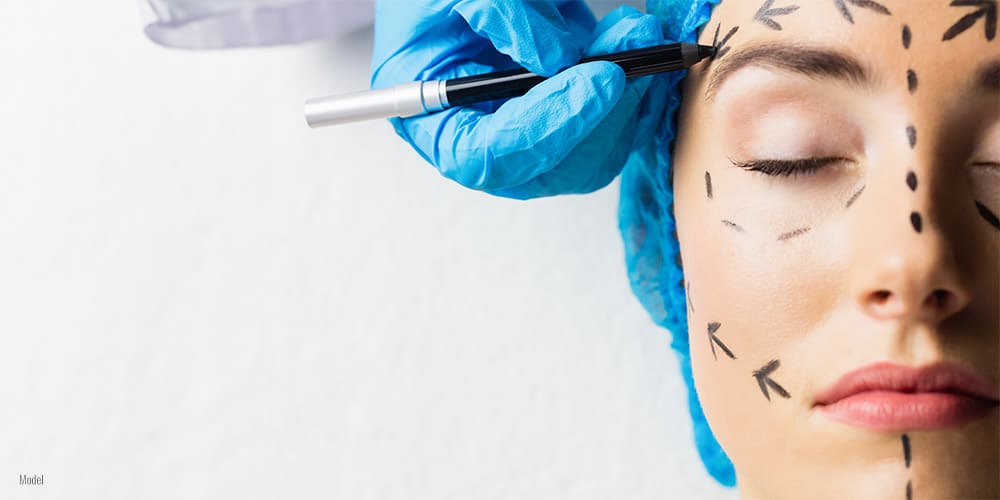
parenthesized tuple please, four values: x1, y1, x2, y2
(304, 80, 448, 128)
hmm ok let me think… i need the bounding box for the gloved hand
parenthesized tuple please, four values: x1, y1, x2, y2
(371, 1, 668, 199)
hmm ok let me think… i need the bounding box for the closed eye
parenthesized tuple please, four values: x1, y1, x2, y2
(728, 157, 849, 177)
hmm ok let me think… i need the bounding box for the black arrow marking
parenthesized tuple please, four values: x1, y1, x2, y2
(722, 220, 745, 232)
(845, 184, 866, 208)
(754, 0, 800, 31)
(833, 0, 891, 24)
(777, 226, 811, 241)
(943, 0, 997, 42)
(910, 212, 923, 233)
(753, 359, 791, 401)
(711, 22, 740, 59)
(902, 434, 911, 467)
(707, 322, 736, 360)
(976, 201, 1000, 231)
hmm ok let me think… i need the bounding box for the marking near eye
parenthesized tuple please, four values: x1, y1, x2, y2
(845, 184, 866, 208)
(906, 171, 918, 191)
(833, 0, 891, 24)
(975, 200, 1000, 231)
(712, 23, 740, 59)
(754, 0, 800, 31)
(722, 220, 745, 232)
(907, 69, 918, 93)
(902, 434, 911, 467)
(753, 359, 791, 401)
(777, 227, 811, 241)
(706, 171, 714, 199)
(708, 322, 737, 360)
(906, 480, 912, 500)
(907, 126, 917, 148)
(902, 24, 912, 48)
(910, 212, 923, 233)
(942, 0, 997, 42)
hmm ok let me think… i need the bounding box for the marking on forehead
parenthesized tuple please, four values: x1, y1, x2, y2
(845, 184, 866, 208)
(705, 171, 714, 199)
(833, 0, 891, 24)
(907, 69, 918, 93)
(910, 212, 923, 233)
(712, 23, 740, 59)
(777, 227, 811, 241)
(906, 126, 917, 148)
(906, 171, 918, 191)
(902, 25, 912, 48)
(753, 359, 791, 401)
(753, 0, 800, 31)
(942, 1, 997, 42)
(708, 322, 737, 360)
(975, 201, 1000, 230)
(722, 220, 745, 232)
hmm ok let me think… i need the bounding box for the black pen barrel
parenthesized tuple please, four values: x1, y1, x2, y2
(444, 42, 691, 108)
(304, 43, 710, 127)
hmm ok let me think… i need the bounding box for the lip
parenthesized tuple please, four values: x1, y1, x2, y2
(813, 362, 1000, 431)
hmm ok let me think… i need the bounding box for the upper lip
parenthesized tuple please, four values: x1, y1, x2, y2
(812, 362, 1000, 406)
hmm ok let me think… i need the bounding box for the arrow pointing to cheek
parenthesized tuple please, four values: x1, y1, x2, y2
(707, 322, 736, 361)
(753, 359, 791, 401)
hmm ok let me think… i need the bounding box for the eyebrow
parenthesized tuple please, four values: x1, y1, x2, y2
(975, 59, 1000, 92)
(705, 42, 873, 101)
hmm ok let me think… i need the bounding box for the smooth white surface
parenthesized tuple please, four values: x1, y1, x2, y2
(0, 3, 737, 499)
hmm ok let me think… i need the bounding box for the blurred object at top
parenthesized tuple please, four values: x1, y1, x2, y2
(138, 0, 376, 49)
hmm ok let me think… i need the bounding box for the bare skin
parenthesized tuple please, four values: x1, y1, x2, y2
(671, 1, 999, 498)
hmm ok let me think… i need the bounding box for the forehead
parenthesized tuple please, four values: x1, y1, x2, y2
(696, 0, 998, 87)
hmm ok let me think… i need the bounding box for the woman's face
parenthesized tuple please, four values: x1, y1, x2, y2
(672, 0, 999, 497)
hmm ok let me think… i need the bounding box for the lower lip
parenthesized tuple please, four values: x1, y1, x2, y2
(816, 391, 999, 431)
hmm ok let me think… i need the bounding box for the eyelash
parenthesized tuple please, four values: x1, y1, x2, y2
(728, 157, 848, 177)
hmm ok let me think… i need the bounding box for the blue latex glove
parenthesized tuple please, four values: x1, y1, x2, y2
(371, 1, 668, 199)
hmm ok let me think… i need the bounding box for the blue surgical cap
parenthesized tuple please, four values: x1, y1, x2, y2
(620, 0, 734, 487)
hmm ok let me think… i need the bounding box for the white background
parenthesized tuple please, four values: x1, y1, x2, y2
(0, 3, 736, 499)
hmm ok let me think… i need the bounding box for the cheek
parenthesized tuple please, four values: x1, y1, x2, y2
(674, 165, 843, 471)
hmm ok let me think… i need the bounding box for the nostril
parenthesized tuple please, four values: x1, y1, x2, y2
(924, 289, 951, 310)
(872, 290, 892, 304)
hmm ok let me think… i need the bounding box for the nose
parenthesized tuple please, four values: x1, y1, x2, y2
(850, 188, 972, 326)
(857, 253, 971, 323)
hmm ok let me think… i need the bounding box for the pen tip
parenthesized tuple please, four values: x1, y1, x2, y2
(698, 44, 717, 59)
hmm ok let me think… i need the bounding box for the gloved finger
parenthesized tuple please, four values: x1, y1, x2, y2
(396, 61, 626, 191)
(587, 6, 667, 56)
(554, 0, 598, 49)
(486, 8, 668, 199)
(453, 0, 582, 76)
(488, 75, 652, 199)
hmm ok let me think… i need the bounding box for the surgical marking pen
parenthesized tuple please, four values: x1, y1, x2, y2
(304, 42, 716, 128)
